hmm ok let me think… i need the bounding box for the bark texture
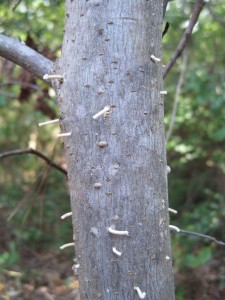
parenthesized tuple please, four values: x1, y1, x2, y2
(54, 1, 175, 299)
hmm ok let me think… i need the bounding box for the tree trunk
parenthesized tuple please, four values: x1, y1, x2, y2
(53, 0, 175, 299)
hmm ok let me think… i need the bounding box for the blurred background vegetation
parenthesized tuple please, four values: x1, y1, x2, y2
(0, 0, 225, 299)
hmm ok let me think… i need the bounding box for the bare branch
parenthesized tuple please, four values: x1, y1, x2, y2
(12, 0, 22, 12)
(163, 0, 206, 79)
(0, 90, 17, 98)
(0, 148, 67, 176)
(170, 227, 225, 246)
(0, 34, 53, 81)
(166, 51, 189, 143)
(0, 80, 41, 99)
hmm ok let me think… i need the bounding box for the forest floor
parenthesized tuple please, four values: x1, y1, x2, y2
(0, 247, 225, 299)
(174, 255, 225, 300)
(0, 247, 79, 300)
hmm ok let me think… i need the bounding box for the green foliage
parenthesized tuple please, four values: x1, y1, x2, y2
(0, 0, 65, 51)
(0, 1, 69, 273)
(0, 241, 21, 268)
(175, 286, 186, 300)
(185, 247, 212, 268)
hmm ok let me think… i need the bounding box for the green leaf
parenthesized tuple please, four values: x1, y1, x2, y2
(211, 127, 225, 141)
(185, 247, 212, 268)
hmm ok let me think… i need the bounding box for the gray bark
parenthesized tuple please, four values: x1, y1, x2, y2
(0, 34, 53, 80)
(163, 0, 169, 17)
(53, 0, 175, 299)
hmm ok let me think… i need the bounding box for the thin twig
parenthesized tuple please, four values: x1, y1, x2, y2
(166, 51, 189, 143)
(0, 91, 17, 98)
(163, 0, 206, 78)
(7, 172, 43, 221)
(12, 0, 22, 12)
(0, 148, 67, 176)
(0, 80, 40, 91)
(170, 228, 225, 246)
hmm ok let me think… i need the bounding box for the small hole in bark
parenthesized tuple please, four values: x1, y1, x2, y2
(126, 153, 133, 157)
(128, 271, 135, 276)
(98, 28, 104, 35)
